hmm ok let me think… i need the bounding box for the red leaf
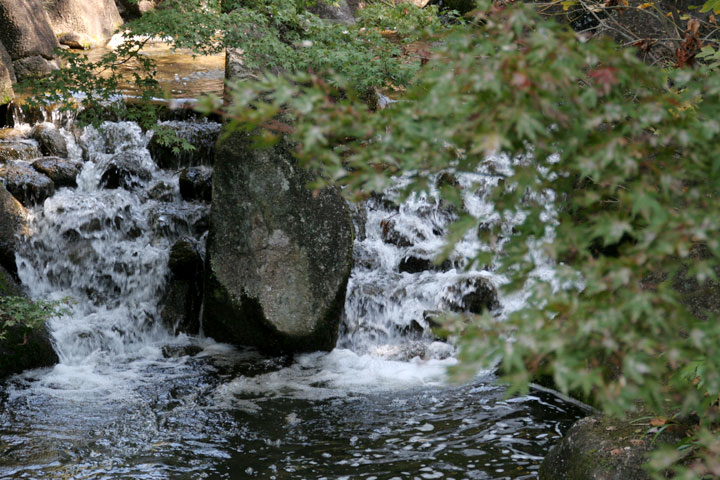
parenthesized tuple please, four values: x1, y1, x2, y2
(588, 67, 618, 96)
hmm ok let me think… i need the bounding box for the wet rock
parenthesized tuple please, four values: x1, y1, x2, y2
(31, 124, 68, 158)
(161, 344, 204, 358)
(12, 55, 59, 81)
(539, 415, 685, 480)
(32, 156, 81, 187)
(100, 149, 152, 190)
(0, 264, 59, 379)
(147, 180, 176, 201)
(380, 217, 412, 247)
(178, 166, 212, 202)
(446, 276, 498, 314)
(44, 0, 124, 47)
(399, 255, 454, 274)
(160, 277, 202, 335)
(204, 129, 354, 354)
(147, 203, 207, 238)
(0, 161, 55, 206)
(0, 141, 40, 163)
(148, 120, 221, 169)
(0, 182, 27, 273)
(168, 237, 202, 280)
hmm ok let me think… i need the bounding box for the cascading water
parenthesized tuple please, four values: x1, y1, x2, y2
(0, 118, 587, 479)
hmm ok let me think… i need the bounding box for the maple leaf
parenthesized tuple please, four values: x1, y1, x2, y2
(588, 67, 618, 96)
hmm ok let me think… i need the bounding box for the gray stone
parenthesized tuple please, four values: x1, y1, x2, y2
(32, 156, 81, 187)
(0, 182, 27, 273)
(539, 415, 684, 480)
(13, 55, 59, 82)
(0, 0, 60, 60)
(44, 0, 124, 46)
(0, 264, 59, 379)
(178, 166, 212, 202)
(203, 130, 354, 353)
(0, 161, 55, 206)
(31, 124, 68, 158)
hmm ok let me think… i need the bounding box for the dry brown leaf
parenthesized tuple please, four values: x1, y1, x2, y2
(650, 417, 667, 427)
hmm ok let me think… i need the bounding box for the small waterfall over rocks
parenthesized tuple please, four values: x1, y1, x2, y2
(0, 116, 587, 479)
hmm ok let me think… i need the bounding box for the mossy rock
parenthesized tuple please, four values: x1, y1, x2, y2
(0, 265, 58, 379)
(539, 414, 685, 480)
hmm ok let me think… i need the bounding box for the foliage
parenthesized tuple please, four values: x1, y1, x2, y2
(125, 0, 422, 94)
(210, 1, 720, 475)
(356, 1, 456, 39)
(0, 296, 67, 341)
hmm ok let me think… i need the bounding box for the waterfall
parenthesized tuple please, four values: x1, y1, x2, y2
(0, 118, 586, 480)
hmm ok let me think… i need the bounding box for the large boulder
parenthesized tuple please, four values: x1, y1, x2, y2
(0, 161, 55, 206)
(114, 0, 157, 21)
(43, 0, 124, 47)
(0, 41, 14, 104)
(0, 265, 59, 379)
(0, 0, 60, 81)
(539, 415, 684, 480)
(203, 130, 354, 353)
(0, 182, 27, 274)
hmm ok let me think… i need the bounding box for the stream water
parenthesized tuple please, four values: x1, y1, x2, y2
(0, 48, 587, 480)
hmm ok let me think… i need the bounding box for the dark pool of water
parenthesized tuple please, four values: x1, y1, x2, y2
(0, 345, 587, 480)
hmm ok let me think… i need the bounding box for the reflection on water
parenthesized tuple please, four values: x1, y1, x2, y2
(77, 43, 225, 100)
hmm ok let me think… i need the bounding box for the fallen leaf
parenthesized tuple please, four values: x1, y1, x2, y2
(650, 417, 667, 426)
(610, 448, 624, 456)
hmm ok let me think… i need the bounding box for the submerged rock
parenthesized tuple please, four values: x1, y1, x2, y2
(179, 165, 212, 202)
(539, 415, 685, 480)
(203, 130, 354, 354)
(0, 182, 27, 273)
(0, 161, 55, 206)
(32, 156, 81, 187)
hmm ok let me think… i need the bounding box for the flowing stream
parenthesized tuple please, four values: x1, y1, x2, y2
(1, 67, 588, 477)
